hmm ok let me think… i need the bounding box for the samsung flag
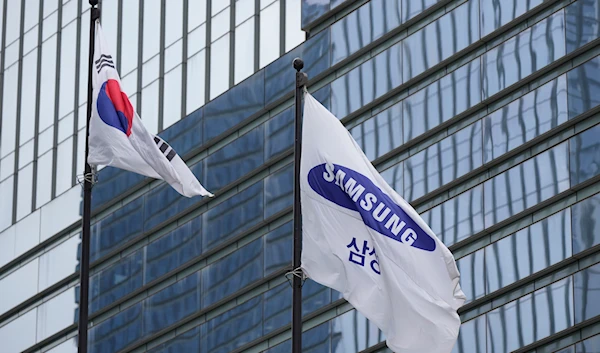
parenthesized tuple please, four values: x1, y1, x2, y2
(300, 92, 465, 353)
(88, 22, 212, 198)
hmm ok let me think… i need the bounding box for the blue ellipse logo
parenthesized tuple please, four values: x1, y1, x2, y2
(307, 163, 436, 252)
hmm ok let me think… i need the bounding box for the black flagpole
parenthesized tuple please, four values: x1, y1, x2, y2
(292, 58, 307, 353)
(78, 2, 100, 353)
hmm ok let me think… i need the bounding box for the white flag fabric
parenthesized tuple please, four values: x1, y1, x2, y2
(88, 22, 212, 198)
(300, 92, 465, 353)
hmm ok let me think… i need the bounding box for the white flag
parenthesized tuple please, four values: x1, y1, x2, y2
(88, 22, 212, 198)
(300, 92, 465, 353)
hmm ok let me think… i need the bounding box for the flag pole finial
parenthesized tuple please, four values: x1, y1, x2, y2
(89, 0, 98, 5)
(293, 58, 304, 72)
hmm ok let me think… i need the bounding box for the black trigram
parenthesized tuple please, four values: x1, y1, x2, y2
(95, 54, 115, 73)
(154, 136, 176, 162)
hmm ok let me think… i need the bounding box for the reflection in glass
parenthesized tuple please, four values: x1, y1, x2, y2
(483, 75, 568, 163)
(401, 0, 439, 22)
(483, 11, 566, 99)
(202, 238, 263, 308)
(486, 277, 573, 353)
(568, 55, 600, 119)
(88, 303, 143, 353)
(570, 123, 600, 186)
(331, 309, 384, 352)
(457, 249, 485, 303)
(264, 164, 293, 218)
(265, 107, 293, 160)
(265, 221, 292, 275)
(404, 59, 481, 142)
(422, 185, 484, 247)
(484, 142, 570, 228)
(351, 102, 402, 161)
(480, 0, 543, 37)
(331, 42, 402, 118)
(575, 262, 600, 324)
(303, 279, 331, 316)
(285, 0, 305, 51)
(572, 192, 600, 254)
(403, 0, 479, 81)
(264, 283, 291, 334)
(304, 321, 331, 352)
(451, 315, 486, 353)
(404, 121, 482, 202)
(566, 0, 600, 53)
(381, 162, 403, 196)
(486, 209, 572, 293)
(576, 332, 600, 352)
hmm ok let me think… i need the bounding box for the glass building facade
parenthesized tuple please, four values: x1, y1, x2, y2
(1, 0, 600, 352)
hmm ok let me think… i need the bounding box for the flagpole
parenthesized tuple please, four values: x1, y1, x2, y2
(292, 58, 307, 353)
(78, 2, 100, 353)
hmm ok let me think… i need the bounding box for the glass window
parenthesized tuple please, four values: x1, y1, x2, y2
(235, 17, 255, 84)
(147, 327, 202, 353)
(143, 0, 161, 61)
(572, 192, 600, 254)
(202, 182, 264, 250)
(1, 64, 19, 158)
(90, 197, 144, 262)
(204, 70, 265, 140)
(351, 102, 402, 161)
(0, 258, 39, 316)
(303, 321, 331, 352)
(331, 42, 402, 118)
(79, 11, 90, 105)
(265, 221, 292, 275)
(0, 309, 37, 353)
(303, 279, 331, 315)
(401, 0, 438, 22)
(486, 277, 574, 353)
(402, 0, 479, 81)
(121, 70, 137, 97)
(567, 55, 600, 119)
(121, 0, 139, 74)
(421, 184, 484, 247)
(36, 288, 78, 341)
(484, 142, 570, 228)
(331, 0, 401, 65)
(163, 66, 183, 129)
(45, 338, 78, 353)
(0, 226, 16, 268)
(5, 0, 22, 44)
(145, 219, 202, 282)
(43, 0, 57, 16)
(301, 0, 328, 28)
(142, 55, 160, 87)
(205, 126, 264, 189)
(36, 151, 53, 206)
(165, 0, 183, 46)
(457, 249, 485, 303)
(483, 75, 568, 163)
(285, 0, 304, 52)
(202, 238, 263, 307)
(24, 0, 39, 32)
(165, 39, 182, 72)
(43, 11, 58, 40)
(264, 164, 293, 218)
(15, 210, 41, 258)
(144, 273, 200, 336)
(101, 0, 118, 58)
(265, 107, 293, 160)
(89, 250, 143, 314)
(0, 177, 14, 230)
(566, 0, 600, 54)
(331, 309, 384, 351)
(38, 126, 54, 156)
(211, 6, 230, 42)
(18, 140, 33, 169)
(212, 0, 230, 15)
(142, 80, 160, 134)
(451, 315, 486, 353)
(16, 164, 34, 220)
(62, 0, 77, 26)
(483, 11, 566, 99)
(577, 332, 600, 351)
(574, 262, 600, 324)
(23, 25, 38, 54)
(570, 123, 600, 186)
(20, 50, 38, 143)
(260, 1, 280, 68)
(236, 0, 254, 26)
(404, 58, 481, 142)
(186, 50, 206, 114)
(188, 23, 206, 57)
(58, 113, 74, 143)
(380, 162, 403, 194)
(404, 121, 482, 202)
(55, 137, 74, 195)
(189, 0, 207, 30)
(486, 208, 572, 293)
(37, 234, 79, 291)
(40, 35, 58, 132)
(204, 296, 263, 352)
(1, 153, 15, 181)
(480, 0, 543, 37)
(209, 34, 230, 99)
(263, 283, 291, 334)
(88, 303, 143, 353)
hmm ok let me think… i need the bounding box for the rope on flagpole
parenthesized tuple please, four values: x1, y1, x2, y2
(285, 267, 307, 288)
(77, 166, 98, 187)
